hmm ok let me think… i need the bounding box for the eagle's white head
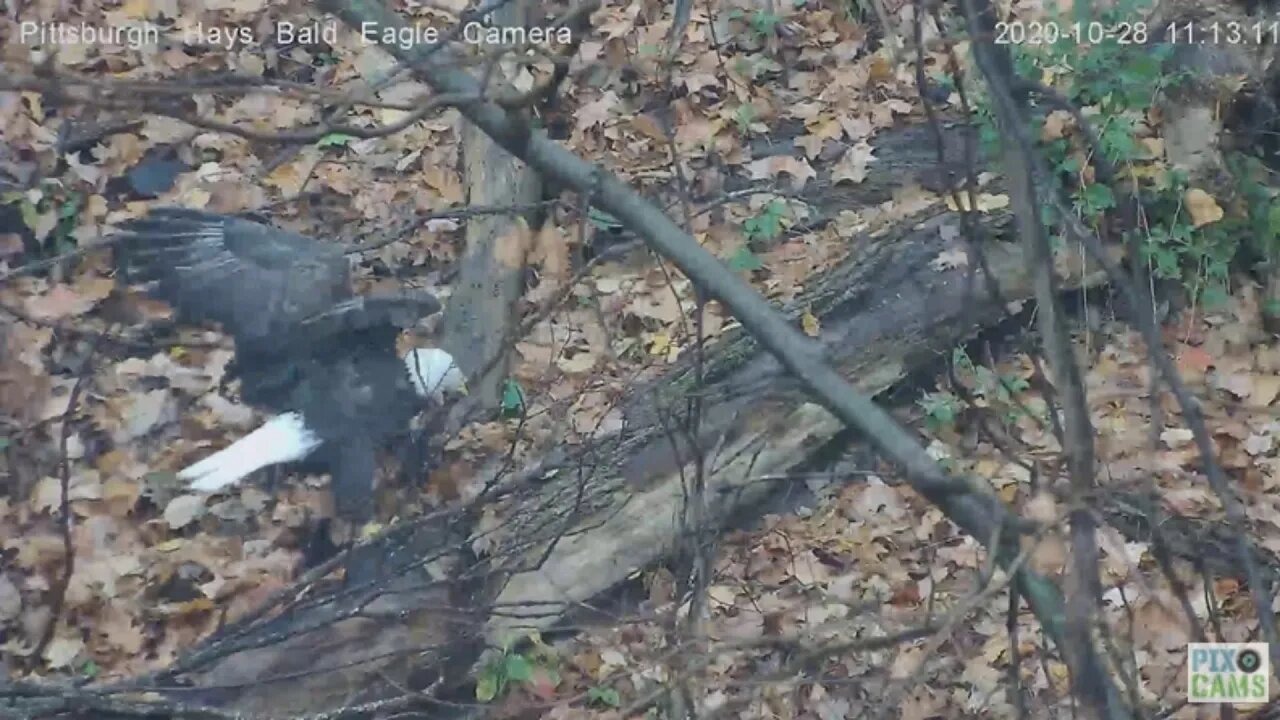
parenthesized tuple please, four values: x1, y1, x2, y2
(403, 348, 468, 402)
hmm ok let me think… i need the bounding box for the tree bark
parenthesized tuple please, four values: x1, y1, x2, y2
(439, 0, 542, 409)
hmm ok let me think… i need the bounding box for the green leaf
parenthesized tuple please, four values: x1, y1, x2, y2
(917, 392, 958, 428)
(750, 9, 781, 35)
(501, 379, 526, 415)
(589, 686, 622, 707)
(1267, 204, 1280, 240)
(505, 654, 534, 682)
(728, 245, 763, 271)
(1078, 183, 1116, 214)
(743, 199, 786, 242)
(1201, 284, 1229, 309)
(58, 196, 81, 220)
(588, 207, 622, 230)
(18, 200, 40, 235)
(317, 133, 354, 148)
(1001, 374, 1030, 393)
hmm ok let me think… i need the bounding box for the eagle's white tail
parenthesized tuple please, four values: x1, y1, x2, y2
(178, 413, 321, 492)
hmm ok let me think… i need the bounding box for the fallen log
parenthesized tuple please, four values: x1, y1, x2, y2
(483, 203, 1111, 643)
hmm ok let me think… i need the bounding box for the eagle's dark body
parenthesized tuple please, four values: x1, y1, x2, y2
(114, 207, 441, 522)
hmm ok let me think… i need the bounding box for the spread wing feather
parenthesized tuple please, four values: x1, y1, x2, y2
(114, 207, 351, 358)
(293, 292, 441, 347)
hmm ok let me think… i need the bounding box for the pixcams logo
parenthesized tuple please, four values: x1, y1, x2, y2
(1187, 643, 1269, 703)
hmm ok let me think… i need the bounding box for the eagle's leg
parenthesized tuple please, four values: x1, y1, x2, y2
(262, 465, 280, 493)
(300, 518, 339, 574)
(217, 357, 240, 398)
(397, 431, 434, 487)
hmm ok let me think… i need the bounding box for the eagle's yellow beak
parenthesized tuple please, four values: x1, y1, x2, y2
(457, 381, 469, 397)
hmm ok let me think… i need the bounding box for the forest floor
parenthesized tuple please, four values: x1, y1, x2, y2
(1, 0, 1278, 716)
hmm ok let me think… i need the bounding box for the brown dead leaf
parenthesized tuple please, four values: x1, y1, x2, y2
(629, 291, 683, 323)
(121, 389, 172, 440)
(849, 481, 906, 521)
(1159, 427, 1194, 448)
(888, 582, 922, 607)
(494, 221, 532, 271)
(1025, 492, 1058, 523)
(707, 585, 737, 608)
(831, 142, 875, 185)
(263, 150, 322, 197)
(30, 473, 103, 514)
(99, 605, 145, 654)
(1041, 110, 1073, 141)
(24, 283, 104, 320)
(164, 494, 206, 529)
(1029, 533, 1068, 575)
(868, 54, 895, 83)
(630, 113, 667, 142)
(945, 193, 1009, 213)
(0, 340, 52, 425)
(10, 533, 66, 571)
(747, 155, 817, 191)
(43, 633, 84, 669)
(1247, 374, 1280, 408)
(1185, 188, 1224, 228)
(576, 91, 619, 132)
(889, 644, 926, 679)
(557, 350, 598, 375)
(1173, 343, 1214, 379)
(422, 166, 464, 204)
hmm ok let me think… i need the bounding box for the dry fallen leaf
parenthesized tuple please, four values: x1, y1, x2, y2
(24, 283, 106, 320)
(945, 193, 1009, 213)
(889, 644, 926, 680)
(747, 155, 817, 191)
(43, 634, 84, 669)
(1160, 427, 1194, 449)
(1040, 110, 1073, 140)
(1175, 344, 1215, 377)
(164, 495, 207, 529)
(831, 142, 875, 185)
(1247, 374, 1280, 408)
(576, 91, 619, 132)
(122, 389, 172, 440)
(930, 248, 969, 272)
(1245, 433, 1273, 456)
(649, 332, 672, 355)
(801, 310, 821, 337)
(1185, 188, 1224, 228)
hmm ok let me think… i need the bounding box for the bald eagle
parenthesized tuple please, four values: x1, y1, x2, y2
(114, 207, 468, 527)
